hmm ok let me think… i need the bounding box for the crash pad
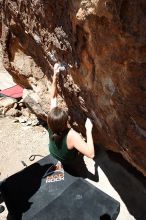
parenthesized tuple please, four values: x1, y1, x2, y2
(0, 85, 23, 98)
(1, 155, 120, 220)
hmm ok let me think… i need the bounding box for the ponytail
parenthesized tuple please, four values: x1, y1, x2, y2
(47, 107, 68, 145)
(47, 107, 68, 144)
(51, 129, 69, 145)
(52, 132, 63, 144)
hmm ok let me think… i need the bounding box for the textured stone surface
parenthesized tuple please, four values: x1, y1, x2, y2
(0, 1, 2, 38)
(1, 0, 146, 176)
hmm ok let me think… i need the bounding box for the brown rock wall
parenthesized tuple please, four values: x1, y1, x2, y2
(1, 0, 146, 176)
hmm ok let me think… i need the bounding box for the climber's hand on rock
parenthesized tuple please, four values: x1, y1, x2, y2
(53, 63, 66, 82)
(53, 63, 60, 82)
(54, 63, 61, 74)
(54, 63, 66, 73)
(85, 118, 93, 132)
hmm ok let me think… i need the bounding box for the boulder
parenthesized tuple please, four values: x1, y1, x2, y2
(1, 0, 146, 176)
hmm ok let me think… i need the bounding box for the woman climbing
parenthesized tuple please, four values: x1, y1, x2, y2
(47, 63, 96, 178)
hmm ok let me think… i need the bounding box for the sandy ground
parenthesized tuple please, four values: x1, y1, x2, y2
(0, 117, 49, 180)
(0, 117, 49, 219)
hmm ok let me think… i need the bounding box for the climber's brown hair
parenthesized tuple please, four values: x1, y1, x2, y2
(47, 107, 68, 143)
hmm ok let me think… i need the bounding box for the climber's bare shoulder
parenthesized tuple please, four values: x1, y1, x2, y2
(67, 128, 87, 151)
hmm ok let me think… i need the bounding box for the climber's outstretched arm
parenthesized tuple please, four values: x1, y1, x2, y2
(50, 64, 60, 109)
(67, 118, 95, 158)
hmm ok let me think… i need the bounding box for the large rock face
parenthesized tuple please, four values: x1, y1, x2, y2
(1, 0, 146, 176)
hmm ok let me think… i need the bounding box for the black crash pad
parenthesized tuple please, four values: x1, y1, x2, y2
(1, 155, 120, 220)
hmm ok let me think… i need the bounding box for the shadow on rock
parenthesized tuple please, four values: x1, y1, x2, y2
(94, 145, 146, 220)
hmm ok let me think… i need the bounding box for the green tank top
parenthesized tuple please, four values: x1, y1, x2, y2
(48, 128, 78, 164)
